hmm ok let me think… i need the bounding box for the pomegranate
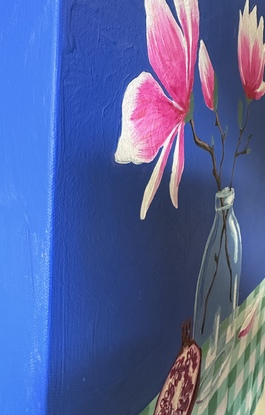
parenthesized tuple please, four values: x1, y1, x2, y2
(154, 320, 201, 415)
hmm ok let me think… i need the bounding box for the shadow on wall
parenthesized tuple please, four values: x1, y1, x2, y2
(47, 135, 265, 414)
(47, 144, 215, 415)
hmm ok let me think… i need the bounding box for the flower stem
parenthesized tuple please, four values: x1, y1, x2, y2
(215, 110, 226, 185)
(230, 103, 251, 188)
(189, 119, 221, 191)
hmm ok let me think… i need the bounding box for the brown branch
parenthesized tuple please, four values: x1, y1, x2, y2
(215, 111, 226, 186)
(230, 104, 251, 188)
(189, 120, 221, 191)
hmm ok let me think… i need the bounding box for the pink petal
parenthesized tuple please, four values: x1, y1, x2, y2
(248, 36, 265, 98)
(145, 0, 189, 111)
(238, 308, 256, 338)
(238, 34, 248, 88)
(169, 122, 185, 208)
(238, 294, 262, 339)
(238, 0, 265, 100)
(239, 33, 263, 97)
(198, 40, 215, 110)
(173, 0, 200, 93)
(115, 72, 181, 165)
(140, 125, 179, 219)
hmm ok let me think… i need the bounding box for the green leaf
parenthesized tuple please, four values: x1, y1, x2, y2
(246, 148, 251, 154)
(185, 92, 194, 123)
(238, 99, 243, 129)
(214, 74, 218, 111)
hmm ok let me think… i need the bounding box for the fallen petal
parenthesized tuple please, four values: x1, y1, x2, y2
(238, 302, 258, 339)
(238, 312, 256, 338)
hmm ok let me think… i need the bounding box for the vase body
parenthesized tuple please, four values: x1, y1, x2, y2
(193, 187, 242, 347)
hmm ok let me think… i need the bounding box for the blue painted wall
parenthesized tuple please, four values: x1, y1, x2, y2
(1, 0, 265, 415)
(0, 1, 58, 414)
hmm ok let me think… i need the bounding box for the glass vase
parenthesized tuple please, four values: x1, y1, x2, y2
(193, 187, 242, 347)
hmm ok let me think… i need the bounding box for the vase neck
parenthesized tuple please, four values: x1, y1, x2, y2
(215, 187, 235, 212)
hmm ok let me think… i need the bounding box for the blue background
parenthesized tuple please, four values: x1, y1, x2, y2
(1, 1, 265, 415)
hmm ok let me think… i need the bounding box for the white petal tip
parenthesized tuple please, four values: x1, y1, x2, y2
(140, 204, 147, 220)
(114, 141, 133, 164)
(170, 187, 179, 209)
(114, 152, 123, 164)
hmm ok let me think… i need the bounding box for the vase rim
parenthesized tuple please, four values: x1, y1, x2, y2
(215, 187, 235, 211)
(216, 187, 235, 198)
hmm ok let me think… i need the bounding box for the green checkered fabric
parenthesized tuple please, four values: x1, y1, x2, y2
(139, 278, 265, 415)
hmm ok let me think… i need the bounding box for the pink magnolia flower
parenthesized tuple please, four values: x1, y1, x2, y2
(238, 0, 265, 100)
(115, 0, 199, 219)
(198, 40, 215, 111)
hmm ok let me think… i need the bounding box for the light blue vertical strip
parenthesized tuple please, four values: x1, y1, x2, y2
(45, 0, 60, 414)
(0, 1, 59, 414)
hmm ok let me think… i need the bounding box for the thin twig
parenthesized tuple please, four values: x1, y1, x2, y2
(215, 111, 226, 186)
(189, 120, 221, 191)
(230, 103, 251, 188)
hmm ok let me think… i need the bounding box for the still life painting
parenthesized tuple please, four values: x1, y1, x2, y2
(114, 0, 265, 413)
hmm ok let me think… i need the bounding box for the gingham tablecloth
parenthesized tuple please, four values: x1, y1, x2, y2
(140, 278, 265, 415)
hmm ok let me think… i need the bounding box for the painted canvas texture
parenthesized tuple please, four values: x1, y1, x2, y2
(3, 0, 265, 414)
(46, 0, 265, 414)
(0, 1, 58, 414)
(114, 0, 265, 414)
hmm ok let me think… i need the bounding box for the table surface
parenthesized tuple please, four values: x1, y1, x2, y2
(254, 386, 265, 415)
(140, 278, 265, 415)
